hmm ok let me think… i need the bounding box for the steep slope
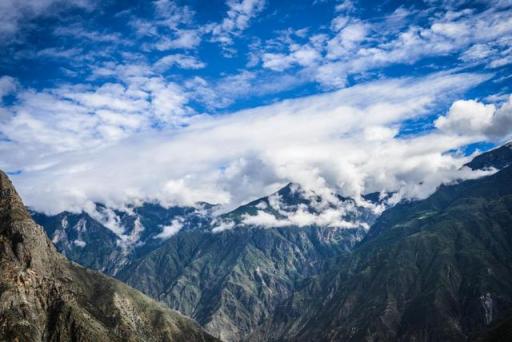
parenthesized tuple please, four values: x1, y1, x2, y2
(31, 180, 382, 341)
(0, 171, 218, 341)
(257, 155, 512, 341)
(474, 315, 512, 342)
(30, 210, 122, 273)
(118, 227, 363, 341)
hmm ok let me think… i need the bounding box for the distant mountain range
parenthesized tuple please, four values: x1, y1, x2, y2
(31, 179, 384, 340)
(31, 182, 383, 275)
(15, 141, 512, 341)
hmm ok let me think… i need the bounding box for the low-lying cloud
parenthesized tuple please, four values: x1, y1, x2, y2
(1, 71, 506, 214)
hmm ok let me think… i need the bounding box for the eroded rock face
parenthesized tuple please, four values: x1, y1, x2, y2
(0, 171, 218, 342)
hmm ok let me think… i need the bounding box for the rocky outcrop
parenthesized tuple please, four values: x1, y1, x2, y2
(0, 171, 218, 341)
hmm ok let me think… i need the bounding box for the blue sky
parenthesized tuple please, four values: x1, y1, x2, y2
(0, 0, 511, 213)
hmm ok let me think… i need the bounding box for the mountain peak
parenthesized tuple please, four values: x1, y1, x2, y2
(466, 141, 512, 170)
(0, 170, 30, 222)
(0, 170, 56, 273)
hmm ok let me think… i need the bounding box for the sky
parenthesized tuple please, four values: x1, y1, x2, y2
(0, 0, 511, 214)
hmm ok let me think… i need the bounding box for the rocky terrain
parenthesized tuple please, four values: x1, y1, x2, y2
(0, 170, 217, 341)
(31, 202, 215, 275)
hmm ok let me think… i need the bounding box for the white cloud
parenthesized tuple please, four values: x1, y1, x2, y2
(187, 70, 307, 109)
(257, 4, 512, 88)
(435, 100, 496, 137)
(262, 44, 322, 71)
(130, 0, 202, 51)
(0, 70, 191, 158)
(435, 96, 512, 140)
(0, 76, 17, 100)
(154, 29, 202, 50)
(154, 54, 205, 71)
(53, 24, 126, 44)
(211, 220, 235, 233)
(210, 0, 266, 45)
(73, 239, 86, 247)
(239, 187, 374, 230)
(242, 208, 369, 229)
(155, 218, 184, 239)
(0, 71, 495, 214)
(335, 0, 355, 13)
(326, 22, 367, 59)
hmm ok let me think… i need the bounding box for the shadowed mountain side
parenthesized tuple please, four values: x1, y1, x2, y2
(252, 162, 512, 341)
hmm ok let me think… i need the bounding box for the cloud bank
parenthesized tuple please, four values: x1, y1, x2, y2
(2, 70, 507, 214)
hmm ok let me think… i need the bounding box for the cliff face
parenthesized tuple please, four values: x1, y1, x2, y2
(0, 171, 218, 342)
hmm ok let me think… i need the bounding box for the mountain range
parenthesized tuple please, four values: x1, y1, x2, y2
(3, 142, 512, 341)
(32, 182, 381, 340)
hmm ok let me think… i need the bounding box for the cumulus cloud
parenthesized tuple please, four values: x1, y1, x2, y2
(436, 96, 512, 140)
(0, 69, 191, 159)
(0, 71, 495, 214)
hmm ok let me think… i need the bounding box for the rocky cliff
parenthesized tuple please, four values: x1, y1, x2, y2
(0, 171, 218, 342)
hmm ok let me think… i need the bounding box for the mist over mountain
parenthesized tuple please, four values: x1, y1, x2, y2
(2, 0, 512, 340)
(254, 143, 512, 341)
(26, 143, 512, 340)
(31, 181, 383, 340)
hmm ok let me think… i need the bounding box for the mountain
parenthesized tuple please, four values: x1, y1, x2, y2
(466, 142, 512, 170)
(211, 182, 382, 231)
(31, 202, 215, 275)
(29, 144, 512, 341)
(115, 184, 382, 341)
(0, 171, 218, 341)
(117, 227, 362, 341)
(253, 145, 512, 341)
(33, 182, 382, 340)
